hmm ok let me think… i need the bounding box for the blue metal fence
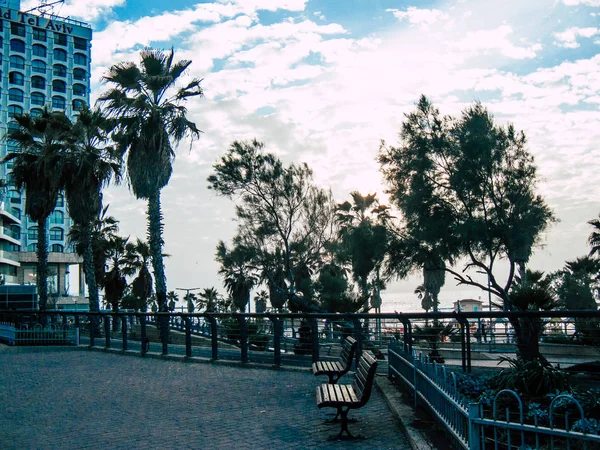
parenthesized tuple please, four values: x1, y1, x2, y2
(388, 339, 600, 449)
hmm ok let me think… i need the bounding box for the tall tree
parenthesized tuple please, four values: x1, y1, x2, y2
(62, 106, 121, 313)
(208, 140, 336, 311)
(379, 96, 556, 361)
(99, 48, 204, 329)
(128, 238, 154, 311)
(216, 242, 256, 312)
(2, 109, 71, 311)
(336, 192, 389, 312)
(104, 236, 135, 316)
(69, 206, 120, 293)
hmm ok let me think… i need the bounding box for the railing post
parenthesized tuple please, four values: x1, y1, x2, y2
(161, 313, 169, 356)
(140, 317, 148, 356)
(238, 315, 248, 363)
(353, 317, 362, 368)
(468, 403, 482, 450)
(209, 316, 218, 360)
(104, 315, 111, 349)
(121, 316, 128, 351)
(89, 315, 95, 348)
(270, 316, 281, 367)
(184, 317, 192, 358)
(310, 317, 319, 364)
(74, 314, 80, 346)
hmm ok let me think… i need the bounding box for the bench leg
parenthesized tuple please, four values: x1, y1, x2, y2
(324, 407, 358, 424)
(328, 408, 364, 441)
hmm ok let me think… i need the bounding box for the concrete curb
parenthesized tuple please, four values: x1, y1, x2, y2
(375, 376, 437, 450)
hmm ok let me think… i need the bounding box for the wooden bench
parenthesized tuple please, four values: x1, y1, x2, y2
(315, 350, 378, 440)
(312, 335, 357, 384)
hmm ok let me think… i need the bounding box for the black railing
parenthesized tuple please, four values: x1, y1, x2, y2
(1, 310, 599, 370)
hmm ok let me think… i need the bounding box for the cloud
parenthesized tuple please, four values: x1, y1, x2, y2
(553, 27, 599, 48)
(21, 0, 125, 22)
(561, 0, 600, 5)
(386, 7, 450, 27)
(452, 25, 542, 59)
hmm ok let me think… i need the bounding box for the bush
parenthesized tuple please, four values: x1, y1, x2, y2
(492, 357, 571, 398)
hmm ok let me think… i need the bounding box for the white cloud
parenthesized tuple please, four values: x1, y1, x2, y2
(386, 7, 449, 27)
(220, 0, 308, 13)
(452, 25, 542, 59)
(21, 0, 125, 22)
(561, 0, 600, 6)
(553, 27, 599, 48)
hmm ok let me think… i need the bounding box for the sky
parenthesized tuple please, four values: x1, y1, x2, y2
(22, 0, 600, 310)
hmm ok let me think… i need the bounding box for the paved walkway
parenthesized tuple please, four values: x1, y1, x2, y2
(0, 346, 410, 449)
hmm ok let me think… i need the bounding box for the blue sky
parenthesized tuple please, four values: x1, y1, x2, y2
(22, 0, 600, 308)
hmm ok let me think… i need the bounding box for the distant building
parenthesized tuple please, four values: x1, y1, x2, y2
(454, 298, 483, 312)
(0, 0, 91, 295)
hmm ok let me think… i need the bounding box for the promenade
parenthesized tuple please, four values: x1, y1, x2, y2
(0, 346, 410, 449)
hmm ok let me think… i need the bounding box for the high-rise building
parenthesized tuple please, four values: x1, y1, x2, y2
(0, 0, 91, 300)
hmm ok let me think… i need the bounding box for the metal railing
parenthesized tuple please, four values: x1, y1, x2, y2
(0, 321, 76, 345)
(388, 339, 600, 449)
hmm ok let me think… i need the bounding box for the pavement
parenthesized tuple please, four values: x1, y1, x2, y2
(0, 345, 415, 450)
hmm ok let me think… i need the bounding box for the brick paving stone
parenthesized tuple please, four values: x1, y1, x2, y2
(0, 346, 410, 449)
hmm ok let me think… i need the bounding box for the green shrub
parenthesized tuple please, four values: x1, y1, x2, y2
(492, 357, 571, 398)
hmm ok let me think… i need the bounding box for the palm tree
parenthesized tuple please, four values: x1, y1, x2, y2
(127, 238, 154, 310)
(99, 49, 204, 322)
(69, 206, 120, 293)
(589, 214, 600, 257)
(197, 287, 221, 312)
(104, 235, 135, 321)
(62, 106, 121, 313)
(166, 291, 179, 312)
(2, 109, 71, 311)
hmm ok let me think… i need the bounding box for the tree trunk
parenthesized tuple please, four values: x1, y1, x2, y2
(36, 218, 49, 312)
(509, 316, 549, 365)
(148, 191, 168, 347)
(82, 225, 100, 314)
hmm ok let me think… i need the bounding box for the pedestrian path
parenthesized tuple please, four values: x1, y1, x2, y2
(0, 346, 410, 449)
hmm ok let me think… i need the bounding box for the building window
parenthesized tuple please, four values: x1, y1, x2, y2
(54, 33, 67, 46)
(30, 108, 43, 117)
(50, 210, 64, 224)
(32, 59, 46, 74)
(51, 244, 64, 252)
(7, 121, 20, 132)
(8, 88, 24, 102)
(53, 64, 67, 77)
(31, 92, 45, 106)
(52, 80, 66, 93)
(72, 99, 86, 111)
(32, 44, 47, 58)
(11, 23, 25, 37)
(56, 194, 64, 207)
(52, 96, 66, 110)
(10, 208, 21, 220)
(9, 72, 24, 86)
(73, 68, 86, 81)
(31, 76, 46, 90)
(74, 37, 88, 50)
(9, 191, 21, 204)
(74, 53, 87, 65)
(8, 105, 23, 117)
(33, 28, 47, 41)
(9, 55, 25, 69)
(28, 244, 37, 252)
(73, 84, 86, 96)
(53, 48, 67, 61)
(49, 227, 64, 240)
(10, 39, 25, 53)
(10, 225, 21, 240)
(28, 227, 38, 240)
